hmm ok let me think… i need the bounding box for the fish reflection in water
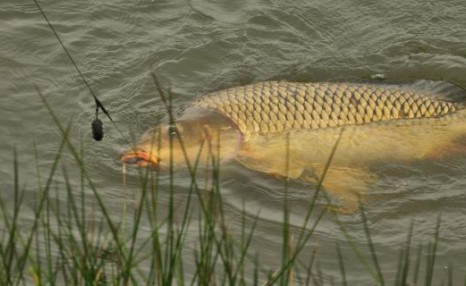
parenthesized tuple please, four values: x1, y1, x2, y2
(122, 80, 466, 212)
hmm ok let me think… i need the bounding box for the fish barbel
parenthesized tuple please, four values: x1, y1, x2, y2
(122, 80, 466, 211)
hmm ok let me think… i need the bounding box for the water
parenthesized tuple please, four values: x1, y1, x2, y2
(2, 0, 466, 284)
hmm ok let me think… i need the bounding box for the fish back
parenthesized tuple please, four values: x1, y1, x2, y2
(194, 81, 463, 136)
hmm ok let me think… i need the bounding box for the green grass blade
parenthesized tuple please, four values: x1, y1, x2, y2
(336, 243, 347, 286)
(280, 134, 291, 286)
(425, 215, 441, 286)
(412, 244, 423, 286)
(447, 263, 452, 286)
(359, 202, 384, 285)
(399, 220, 414, 285)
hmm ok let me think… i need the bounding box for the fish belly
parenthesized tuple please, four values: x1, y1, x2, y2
(236, 115, 466, 178)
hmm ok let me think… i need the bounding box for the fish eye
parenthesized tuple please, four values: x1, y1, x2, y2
(167, 125, 177, 137)
(166, 123, 184, 137)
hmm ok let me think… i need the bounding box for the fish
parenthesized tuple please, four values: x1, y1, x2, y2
(121, 80, 466, 212)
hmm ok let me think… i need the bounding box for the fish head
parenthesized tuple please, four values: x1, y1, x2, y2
(121, 118, 235, 170)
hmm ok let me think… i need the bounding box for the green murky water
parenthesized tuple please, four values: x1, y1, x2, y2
(2, 0, 466, 284)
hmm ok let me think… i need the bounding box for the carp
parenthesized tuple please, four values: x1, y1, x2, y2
(122, 81, 466, 211)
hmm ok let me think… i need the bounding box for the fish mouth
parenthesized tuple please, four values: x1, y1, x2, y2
(121, 149, 160, 169)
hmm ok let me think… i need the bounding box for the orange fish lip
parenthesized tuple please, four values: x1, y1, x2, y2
(121, 149, 160, 169)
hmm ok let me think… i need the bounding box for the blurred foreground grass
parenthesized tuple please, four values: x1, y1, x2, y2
(0, 91, 462, 285)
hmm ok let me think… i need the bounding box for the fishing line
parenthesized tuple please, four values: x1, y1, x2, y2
(33, 0, 130, 144)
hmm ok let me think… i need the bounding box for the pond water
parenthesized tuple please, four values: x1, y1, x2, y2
(2, 0, 466, 284)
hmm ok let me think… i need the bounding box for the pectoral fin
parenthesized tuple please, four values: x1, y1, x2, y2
(236, 152, 304, 179)
(305, 167, 376, 214)
(424, 141, 466, 160)
(236, 140, 304, 179)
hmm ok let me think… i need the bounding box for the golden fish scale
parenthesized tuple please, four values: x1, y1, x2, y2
(194, 81, 460, 135)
